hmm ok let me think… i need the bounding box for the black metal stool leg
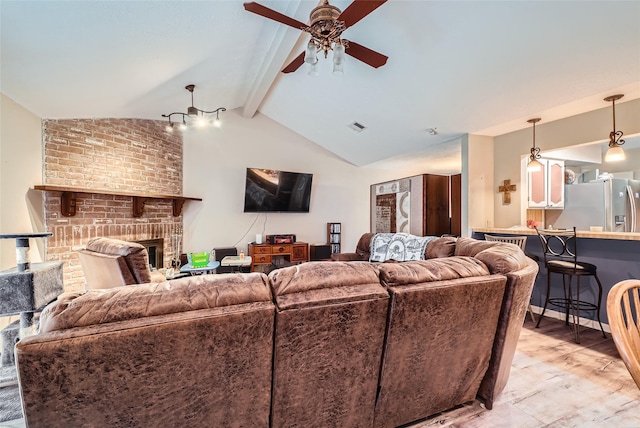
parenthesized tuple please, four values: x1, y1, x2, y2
(593, 273, 607, 338)
(574, 275, 581, 344)
(536, 270, 552, 328)
(563, 274, 570, 326)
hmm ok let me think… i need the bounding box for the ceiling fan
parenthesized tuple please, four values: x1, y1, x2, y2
(244, 0, 388, 74)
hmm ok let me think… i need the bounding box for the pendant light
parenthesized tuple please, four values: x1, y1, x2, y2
(527, 118, 543, 172)
(604, 94, 625, 162)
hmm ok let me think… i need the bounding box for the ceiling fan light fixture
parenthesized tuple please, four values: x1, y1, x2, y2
(333, 61, 344, 75)
(304, 42, 318, 64)
(161, 84, 226, 131)
(244, 1, 388, 74)
(604, 94, 625, 162)
(308, 61, 319, 76)
(333, 43, 345, 65)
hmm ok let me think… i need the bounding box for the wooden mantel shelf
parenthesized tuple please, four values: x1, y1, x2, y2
(33, 185, 202, 218)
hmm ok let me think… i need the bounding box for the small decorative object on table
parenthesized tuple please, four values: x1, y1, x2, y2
(188, 252, 209, 268)
(527, 219, 539, 229)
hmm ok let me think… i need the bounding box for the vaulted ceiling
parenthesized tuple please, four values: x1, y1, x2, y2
(2, 1, 639, 170)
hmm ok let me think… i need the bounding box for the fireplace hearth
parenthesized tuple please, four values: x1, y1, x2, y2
(137, 239, 164, 270)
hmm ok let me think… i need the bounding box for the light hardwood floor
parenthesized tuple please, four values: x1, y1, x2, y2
(410, 316, 640, 427)
(2, 317, 639, 428)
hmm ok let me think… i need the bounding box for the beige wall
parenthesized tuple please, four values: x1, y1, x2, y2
(462, 134, 494, 235)
(0, 94, 44, 270)
(182, 109, 432, 254)
(492, 98, 640, 227)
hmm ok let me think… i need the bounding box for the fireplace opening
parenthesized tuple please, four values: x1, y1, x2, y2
(137, 239, 164, 269)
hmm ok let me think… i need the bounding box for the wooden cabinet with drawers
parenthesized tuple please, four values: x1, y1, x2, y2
(248, 242, 309, 272)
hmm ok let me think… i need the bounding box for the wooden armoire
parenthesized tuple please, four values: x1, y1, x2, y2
(371, 173, 461, 237)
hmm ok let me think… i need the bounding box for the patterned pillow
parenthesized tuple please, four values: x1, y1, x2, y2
(369, 233, 437, 262)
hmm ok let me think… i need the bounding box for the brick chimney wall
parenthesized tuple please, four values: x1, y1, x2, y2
(42, 119, 184, 292)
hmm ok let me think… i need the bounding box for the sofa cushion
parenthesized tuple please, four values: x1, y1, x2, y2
(39, 273, 271, 333)
(355, 233, 375, 260)
(425, 236, 457, 259)
(378, 256, 490, 287)
(269, 261, 387, 310)
(455, 237, 529, 275)
(269, 261, 380, 296)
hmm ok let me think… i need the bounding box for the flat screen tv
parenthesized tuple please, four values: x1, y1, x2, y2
(243, 168, 313, 213)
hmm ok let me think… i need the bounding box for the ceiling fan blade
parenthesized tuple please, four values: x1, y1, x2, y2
(345, 41, 388, 68)
(338, 0, 387, 28)
(243, 2, 308, 30)
(282, 52, 305, 73)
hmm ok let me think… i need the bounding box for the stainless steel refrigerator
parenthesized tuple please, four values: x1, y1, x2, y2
(552, 178, 640, 232)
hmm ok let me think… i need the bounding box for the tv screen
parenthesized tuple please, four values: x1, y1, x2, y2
(243, 168, 313, 213)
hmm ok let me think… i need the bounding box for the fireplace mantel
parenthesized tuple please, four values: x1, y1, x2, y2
(34, 185, 202, 218)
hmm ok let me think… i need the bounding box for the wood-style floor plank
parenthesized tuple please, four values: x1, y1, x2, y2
(410, 316, 640, 427)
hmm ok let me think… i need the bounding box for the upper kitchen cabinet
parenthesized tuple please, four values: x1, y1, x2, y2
(528, 159, 564, 209)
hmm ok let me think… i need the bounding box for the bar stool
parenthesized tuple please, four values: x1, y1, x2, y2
(534, 227, 606, 343)
(484, 234, 537, 323)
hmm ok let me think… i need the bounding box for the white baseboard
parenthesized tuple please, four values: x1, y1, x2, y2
(529, 305, 610, 334)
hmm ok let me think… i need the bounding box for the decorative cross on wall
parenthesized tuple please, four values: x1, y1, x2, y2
(498, 179, 516, 204)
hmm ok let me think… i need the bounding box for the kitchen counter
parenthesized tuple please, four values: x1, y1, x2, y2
(471, 227, 640, 326)
(472, 227, 640, 241)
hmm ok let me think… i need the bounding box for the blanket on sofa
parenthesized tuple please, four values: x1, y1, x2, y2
(369, 233, 436, 262)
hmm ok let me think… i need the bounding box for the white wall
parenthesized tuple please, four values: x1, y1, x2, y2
(182, 110, 431, 255)
(492, 98, 640, 227)
(0, 93, 44, 270)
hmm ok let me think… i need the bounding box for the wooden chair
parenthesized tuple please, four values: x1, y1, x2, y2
(607, 279, 640, 390)
(484, 234, 537, 322)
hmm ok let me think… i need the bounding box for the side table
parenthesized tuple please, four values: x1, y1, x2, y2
(179, 261, 221, 275)
(221, 256, 252, 273)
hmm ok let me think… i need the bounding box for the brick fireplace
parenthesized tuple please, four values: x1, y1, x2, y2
(41, 118, 185, 292)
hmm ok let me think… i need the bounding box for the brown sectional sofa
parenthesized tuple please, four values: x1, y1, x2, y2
(15, 237, 537, 428)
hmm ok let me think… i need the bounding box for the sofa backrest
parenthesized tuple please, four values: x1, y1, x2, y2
(268, 261, 389, 428)
(448, 237, 540, 408)
(16, 273, 275, 428)
(354, 232, 376, 259)
(373, 259, 507, 427)
(77, 249, 136, 289)
(84, 237, 153, 284)
(455, 236, 530, 274)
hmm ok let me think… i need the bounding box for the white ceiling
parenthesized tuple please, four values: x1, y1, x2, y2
(2, 0, 639, 171)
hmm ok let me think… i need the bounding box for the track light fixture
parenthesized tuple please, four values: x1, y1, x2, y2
(162, 84, 226, 132)
(604, 94, 625, 162)
(527, 118, 543, 172)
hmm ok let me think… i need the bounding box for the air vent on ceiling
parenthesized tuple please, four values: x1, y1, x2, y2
(348, 121, 367, 132)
